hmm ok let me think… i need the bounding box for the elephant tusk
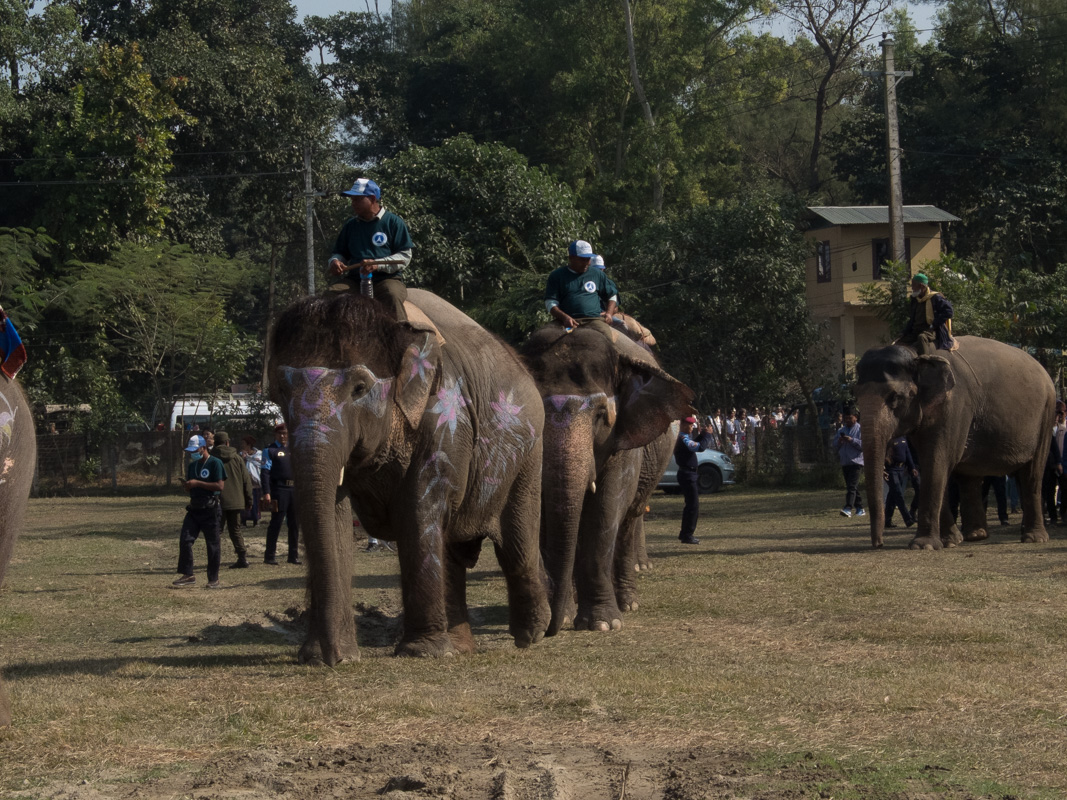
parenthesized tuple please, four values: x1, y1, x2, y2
(338, 466, 345, 487)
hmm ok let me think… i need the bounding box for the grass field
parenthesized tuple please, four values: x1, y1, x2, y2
(2, 486, 1067, 799)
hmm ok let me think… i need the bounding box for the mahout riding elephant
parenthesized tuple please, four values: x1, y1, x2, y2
(268, 290, 550, 662)
(856, 337, 1056, 550)
(522, 324, 693, 634)
(0, 378, 36, 726)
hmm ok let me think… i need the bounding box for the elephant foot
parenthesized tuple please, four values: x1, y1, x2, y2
(299, 632, 361, 666)
(395, 632, 462, 658)
(908, 535, 944, 551)
(574, 604, 623, 631)
(963, 527, 989, 542)
(448, 623, 476, 655)
(634, 560, 652, 573)
(616, 589, 640, 612)
(943, 526, 964, 546)
(1021, 525, 1049, 544)
(510, 600, 550, 648)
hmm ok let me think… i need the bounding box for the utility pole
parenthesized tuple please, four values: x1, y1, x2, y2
(881, 35, 911, 263)
(304, 143, 316, 294)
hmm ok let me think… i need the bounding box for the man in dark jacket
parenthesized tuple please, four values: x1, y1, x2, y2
(262, 423, 301, 565)
(896, 273, 956, 355)
(883, 435, 916, 528)
(211, 431, 254, 569)
(675, 415, 716, 545)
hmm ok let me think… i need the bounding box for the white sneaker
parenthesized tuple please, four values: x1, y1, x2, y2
(840, 508, 852, 518)
(856, 509, 867, 517)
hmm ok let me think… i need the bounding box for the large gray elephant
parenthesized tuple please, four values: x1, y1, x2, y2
(855, 337, 1056, 550)
(0, 378, 36, 726)
(522, 324, 693, 634)
(268, 290, 550, 662)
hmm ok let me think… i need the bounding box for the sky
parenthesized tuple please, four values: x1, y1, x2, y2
(292, 1, 940, 42)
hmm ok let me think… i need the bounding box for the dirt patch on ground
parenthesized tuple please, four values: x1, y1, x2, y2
(26, 741, 996, 799)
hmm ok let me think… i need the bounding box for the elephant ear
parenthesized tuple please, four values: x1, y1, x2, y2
(915, 354, 955, 421)
(395, 333, 440, 429)
(613, 336, 695, 451)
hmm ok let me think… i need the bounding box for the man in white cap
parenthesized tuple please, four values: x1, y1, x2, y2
(173, 434, 226, 588)
(544, 239, 619, 336)
(327, 178, 414, 321)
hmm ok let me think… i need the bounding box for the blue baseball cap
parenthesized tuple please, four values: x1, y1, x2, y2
(568, 240, 594, 258)
(341, 178, 381, 199)
(184, 435, 206, 452)
(591, 254, 606, 270)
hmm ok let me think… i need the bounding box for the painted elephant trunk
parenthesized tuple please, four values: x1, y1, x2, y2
(291, 446, 359, 665)
(859, 404, 893, 549)
(541, 437, 596, 636)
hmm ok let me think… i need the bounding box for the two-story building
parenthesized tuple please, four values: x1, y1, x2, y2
(804, 205, 960, 377)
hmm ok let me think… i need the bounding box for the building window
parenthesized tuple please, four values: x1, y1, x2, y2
(872, 237, 911, 279)
(816, 240, 831, 282)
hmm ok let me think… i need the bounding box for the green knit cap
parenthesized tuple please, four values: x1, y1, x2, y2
(912, 273, 929, 285)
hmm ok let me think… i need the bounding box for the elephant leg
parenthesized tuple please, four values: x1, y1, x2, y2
(495, 459, 551, 648)
(299, 491, 360, 665)
(909, 456, 949, 551)
(1019, 444, 1050, 544)
(443, 539, 479, 655)
(573, 454, 633, 631)
(394, 507, 457, 658)
(634, 518, 651, 573)
(613, 514, 641, 612)
(958, 476, 987, 543)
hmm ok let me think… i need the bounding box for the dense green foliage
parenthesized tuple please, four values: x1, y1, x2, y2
(1, 0, 1065, 428)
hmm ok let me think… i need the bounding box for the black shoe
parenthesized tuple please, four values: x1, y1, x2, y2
(1000, 518, 1010, 526)
(264, 558, 279, 566)
(679, 536, 700, 545)
(905, 518, 916, 528)
(884, 522, 896, 528)
(229, 558, 250, 569)
(287, 558, 303, 565)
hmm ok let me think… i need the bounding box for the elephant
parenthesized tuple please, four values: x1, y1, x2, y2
(855, 336, 1056, 550)
(0, 378, 36, 726)
(522, 324, 694, 634)
(268, 290, 550, 662)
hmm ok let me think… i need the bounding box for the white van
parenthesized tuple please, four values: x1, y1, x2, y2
(166, 393, 282, 432)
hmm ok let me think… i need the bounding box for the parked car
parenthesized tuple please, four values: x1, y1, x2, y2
(658, 448, 735, 494)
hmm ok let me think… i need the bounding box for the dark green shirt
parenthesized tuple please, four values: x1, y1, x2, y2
(545, 265, 619, 319)
(186, 455, 225, 502)
(331, 210, 414, 283)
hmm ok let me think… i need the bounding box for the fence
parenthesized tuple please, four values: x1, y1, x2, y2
(33, 428, 274, 494)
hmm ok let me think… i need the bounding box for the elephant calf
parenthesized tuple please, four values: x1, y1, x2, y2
(269, 290, 550, 662)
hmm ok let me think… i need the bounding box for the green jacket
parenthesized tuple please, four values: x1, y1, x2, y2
(212, 444, 253, 511)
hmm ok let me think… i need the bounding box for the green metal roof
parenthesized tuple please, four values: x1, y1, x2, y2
(807, 206, 961, 225)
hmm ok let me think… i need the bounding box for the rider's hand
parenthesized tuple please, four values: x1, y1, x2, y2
(358, 259, 377, 276)
(328, 259, 346, 276)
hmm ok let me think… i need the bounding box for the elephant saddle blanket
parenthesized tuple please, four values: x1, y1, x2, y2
(403, 301, 447, 347)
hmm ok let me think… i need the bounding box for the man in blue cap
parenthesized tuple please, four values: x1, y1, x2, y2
(328, 178, 414, 322)
(173, 434, 226, 588)
(896, 272, 956, 355)
(544, 239, 619, 336)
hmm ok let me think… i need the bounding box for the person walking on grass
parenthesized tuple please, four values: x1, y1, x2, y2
(173, 435, 225, 589)
(675, 415, 717, 545)
(833, 409, 865, 519)
(211, 431, 254, 569)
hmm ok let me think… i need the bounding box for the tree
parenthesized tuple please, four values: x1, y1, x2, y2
(17, 41, 187, 258)
(617, 188, 824, 407)
(67, 242, 255, 423)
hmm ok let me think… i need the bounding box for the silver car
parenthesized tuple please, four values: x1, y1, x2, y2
(658, 448, 736, 494)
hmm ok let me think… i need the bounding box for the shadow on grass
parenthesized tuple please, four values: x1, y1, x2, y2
(3, 651, 295, 680)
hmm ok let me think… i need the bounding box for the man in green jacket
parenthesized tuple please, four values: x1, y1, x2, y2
(212, 431, 254, 569)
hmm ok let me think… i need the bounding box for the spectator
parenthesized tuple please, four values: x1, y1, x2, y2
(883, 435, 915, 528)
(262, 423, 301, 566)
(981, 475, 1010, 527)
(240, 436, 263, 527)
(1042, 421, 1062, 524)
(674, 415, 717, 545)
(173, 435, 225, 589)
(832, 409, 865, 518)
(1055, 402, 1066, 522)
(211, 431, 254, 569)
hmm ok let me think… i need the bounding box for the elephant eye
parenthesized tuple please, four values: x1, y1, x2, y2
(351, 381, 368, 399)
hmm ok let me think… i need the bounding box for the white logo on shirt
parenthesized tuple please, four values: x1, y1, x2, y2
(372, 232, 388, 246)
(200, 468, 210, 479)
(583, 281, 596, 293)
